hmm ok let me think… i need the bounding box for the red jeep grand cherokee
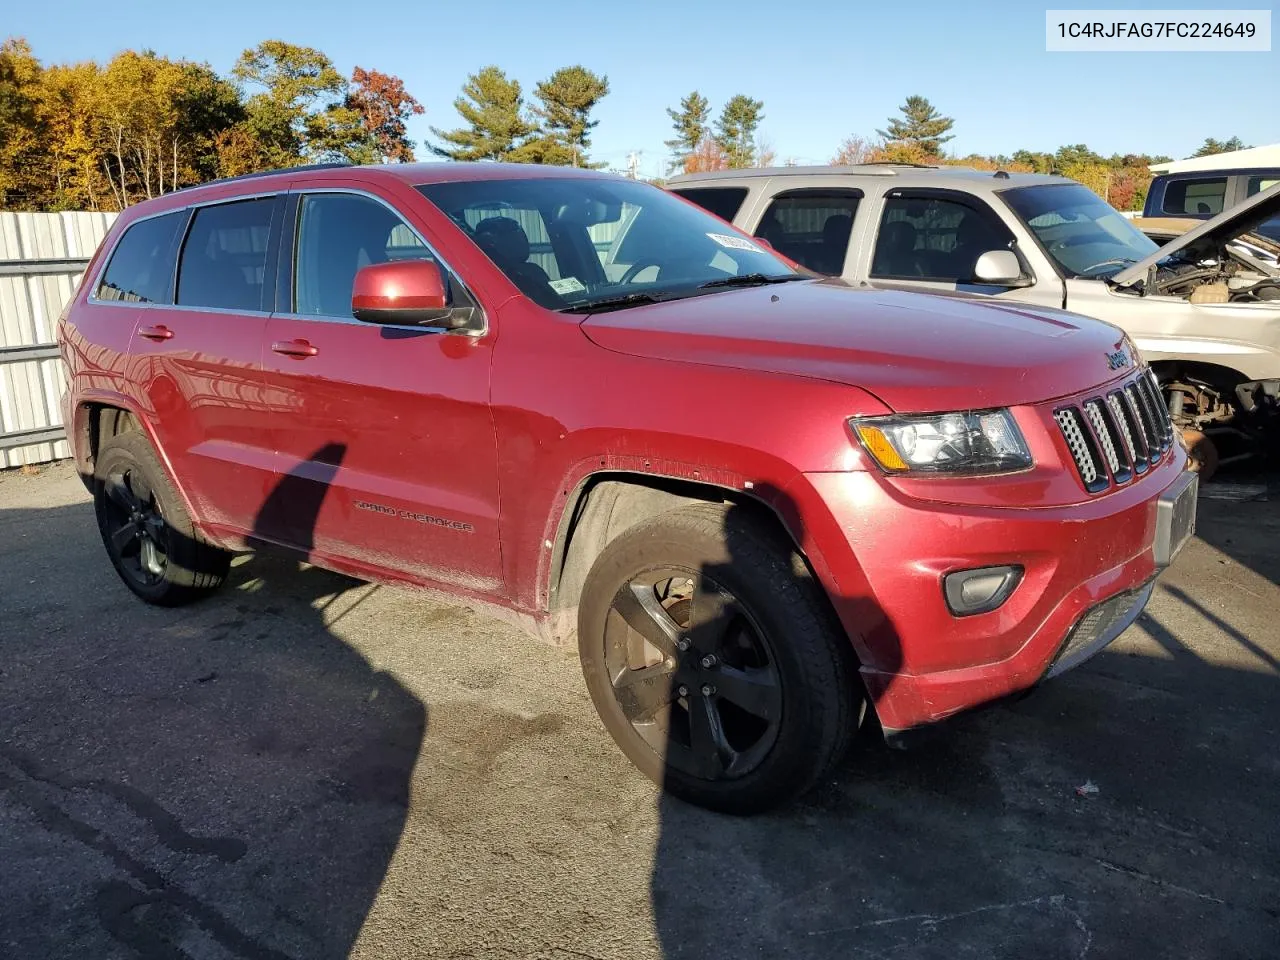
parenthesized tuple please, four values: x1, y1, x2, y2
(59, 162, 1197, 813)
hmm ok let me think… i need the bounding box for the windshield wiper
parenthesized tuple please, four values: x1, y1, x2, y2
(558, 292, 672, 315)
(698, 273, 808, 289)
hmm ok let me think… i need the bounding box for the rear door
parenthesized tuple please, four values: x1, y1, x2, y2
(748, 188, 862, 276)
(257, 183, 503, 591)
(131, 195, 282, 536)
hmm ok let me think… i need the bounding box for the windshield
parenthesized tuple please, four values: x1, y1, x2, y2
(416, 177, 800, 311)
(1002, 183, 1159, 279)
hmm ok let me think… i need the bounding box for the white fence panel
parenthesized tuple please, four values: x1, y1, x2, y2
(0, 211, 117, 468)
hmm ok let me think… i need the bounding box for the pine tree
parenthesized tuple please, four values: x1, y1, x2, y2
(428, 66, 533, 162)
(515, 66, 609, 167)
(664, 91, 710, 171)
(714, 94, 764, 169)
(1193, 136, 1250, 157)
(876, 95, 954, 157)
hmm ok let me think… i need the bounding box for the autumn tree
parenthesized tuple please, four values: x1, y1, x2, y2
(516, 66, 610, 166)
(715, 94, 764, 169)
(832, 135, 871, 165)
(877, 95, 954, 157)
(1193, 136, 1250, 157)
(0, 38, 43, 207)
(664, 91, 710, 172)
(430, 66, 533, 161)
(683, 137, 728, 174)
(345, 66, 423, 162)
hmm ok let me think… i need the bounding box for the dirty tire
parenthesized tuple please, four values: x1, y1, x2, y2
(94, 431, 231, 606)
(1182, 428, 1219, 482)
(578, 502, 863, 815)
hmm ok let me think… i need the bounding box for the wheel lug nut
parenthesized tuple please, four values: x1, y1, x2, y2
(701, 684, 715, 696)
(676, 639, 690, 652)
(677, 685, 688, 697)
(700, 654, 717, 669)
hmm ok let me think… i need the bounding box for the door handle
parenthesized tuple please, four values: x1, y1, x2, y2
(137, 324, 174, 342)
(271, 339, 318, 359)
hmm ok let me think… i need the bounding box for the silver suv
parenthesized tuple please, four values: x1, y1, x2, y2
(669, 165, 1280, 475)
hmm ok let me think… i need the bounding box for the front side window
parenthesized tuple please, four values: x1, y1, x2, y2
(1246, 176, 1280, 242)
(1002, 183, 1158, 279)
(871, 194, 1013, 282)
(295, 193, 437, 318)
(417, 177, 800, 312)
(753, 190, 860, 275)
(95, 211, 186, 303)
(1161, 176, 1228, 216)
(176, 199, 275, 312)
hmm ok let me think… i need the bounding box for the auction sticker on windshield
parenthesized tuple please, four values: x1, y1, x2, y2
(707, 233, 762, 252)
(549, 277, 587, 294)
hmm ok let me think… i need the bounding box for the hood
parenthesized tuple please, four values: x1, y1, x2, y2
(581, 281, 1133, 413)
(1113, 180, 1280, 287)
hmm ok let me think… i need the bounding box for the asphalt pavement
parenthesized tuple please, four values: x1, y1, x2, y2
(1, 462, 1277, 959)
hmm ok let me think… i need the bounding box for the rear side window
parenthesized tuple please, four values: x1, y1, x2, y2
(176, 199, 275, 312)
(1161, 177, 1228, 216)
(95, 212, 186, 304)
(753, 190, 861, 275)
(671, 187, 749, 223)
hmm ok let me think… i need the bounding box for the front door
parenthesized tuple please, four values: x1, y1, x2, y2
(258, 186, 503, 592)
(859, 188, 1063, 309)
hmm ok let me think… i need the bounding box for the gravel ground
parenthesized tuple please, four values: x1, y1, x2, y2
(1, 462, 1277, 959)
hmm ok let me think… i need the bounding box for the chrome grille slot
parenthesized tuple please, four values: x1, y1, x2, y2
(1083, 399, 1129, 482)
(1130, 380, 1166, 454)
(1144, 371, 1175, 445)
(1054, 407, 1105, 490)
(1106, 391, 1145, 472)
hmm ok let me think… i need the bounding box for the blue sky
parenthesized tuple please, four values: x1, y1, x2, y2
(8, 0, 1276, 178)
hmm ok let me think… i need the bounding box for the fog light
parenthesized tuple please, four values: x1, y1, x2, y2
(943, 565, 1023, 616)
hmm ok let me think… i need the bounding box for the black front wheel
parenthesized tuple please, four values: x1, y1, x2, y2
(578, 503, 863, 814)
(94, 431, 231, 606)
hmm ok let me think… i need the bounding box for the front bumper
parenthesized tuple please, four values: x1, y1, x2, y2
(788, 449, 1194, 732)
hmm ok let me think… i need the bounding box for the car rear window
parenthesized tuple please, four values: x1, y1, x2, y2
(670, 186, 749, 223)
(1161, 177, 1228, 216)
(176, 199, 275, 312)
(95, 211, 186, 304)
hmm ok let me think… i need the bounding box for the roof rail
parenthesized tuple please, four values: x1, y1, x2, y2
(174, 161, 354, 194)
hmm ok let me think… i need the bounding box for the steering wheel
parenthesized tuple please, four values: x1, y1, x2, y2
(620, 258, 669, 284)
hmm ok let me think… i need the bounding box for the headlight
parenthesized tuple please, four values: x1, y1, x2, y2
(852, 409, 1032, 475)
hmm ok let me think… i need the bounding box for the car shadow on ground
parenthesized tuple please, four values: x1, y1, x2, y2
(649, 489, 1280, 959)
(0, 450, 424, 959)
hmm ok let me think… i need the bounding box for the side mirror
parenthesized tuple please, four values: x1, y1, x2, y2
(352, 260, 466, 328)
(972, 249, 1028, 287)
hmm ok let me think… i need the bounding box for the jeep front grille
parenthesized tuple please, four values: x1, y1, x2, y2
(1055, 372, 1173, 493)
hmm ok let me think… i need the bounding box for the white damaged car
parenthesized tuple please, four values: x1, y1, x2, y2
(669, 169, 1280, 475)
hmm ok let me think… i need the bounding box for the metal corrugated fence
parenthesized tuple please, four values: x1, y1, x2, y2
(0, 211, 117, 467)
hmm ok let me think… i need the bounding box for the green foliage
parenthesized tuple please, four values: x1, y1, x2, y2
(877, 95, 954, 157)
(1193, 136, 1250, 157)
(715, 94, 764, 169)
(429, 66, 533, 162)
(519, 65, 609, 167)
(664, 91, 710, 171)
